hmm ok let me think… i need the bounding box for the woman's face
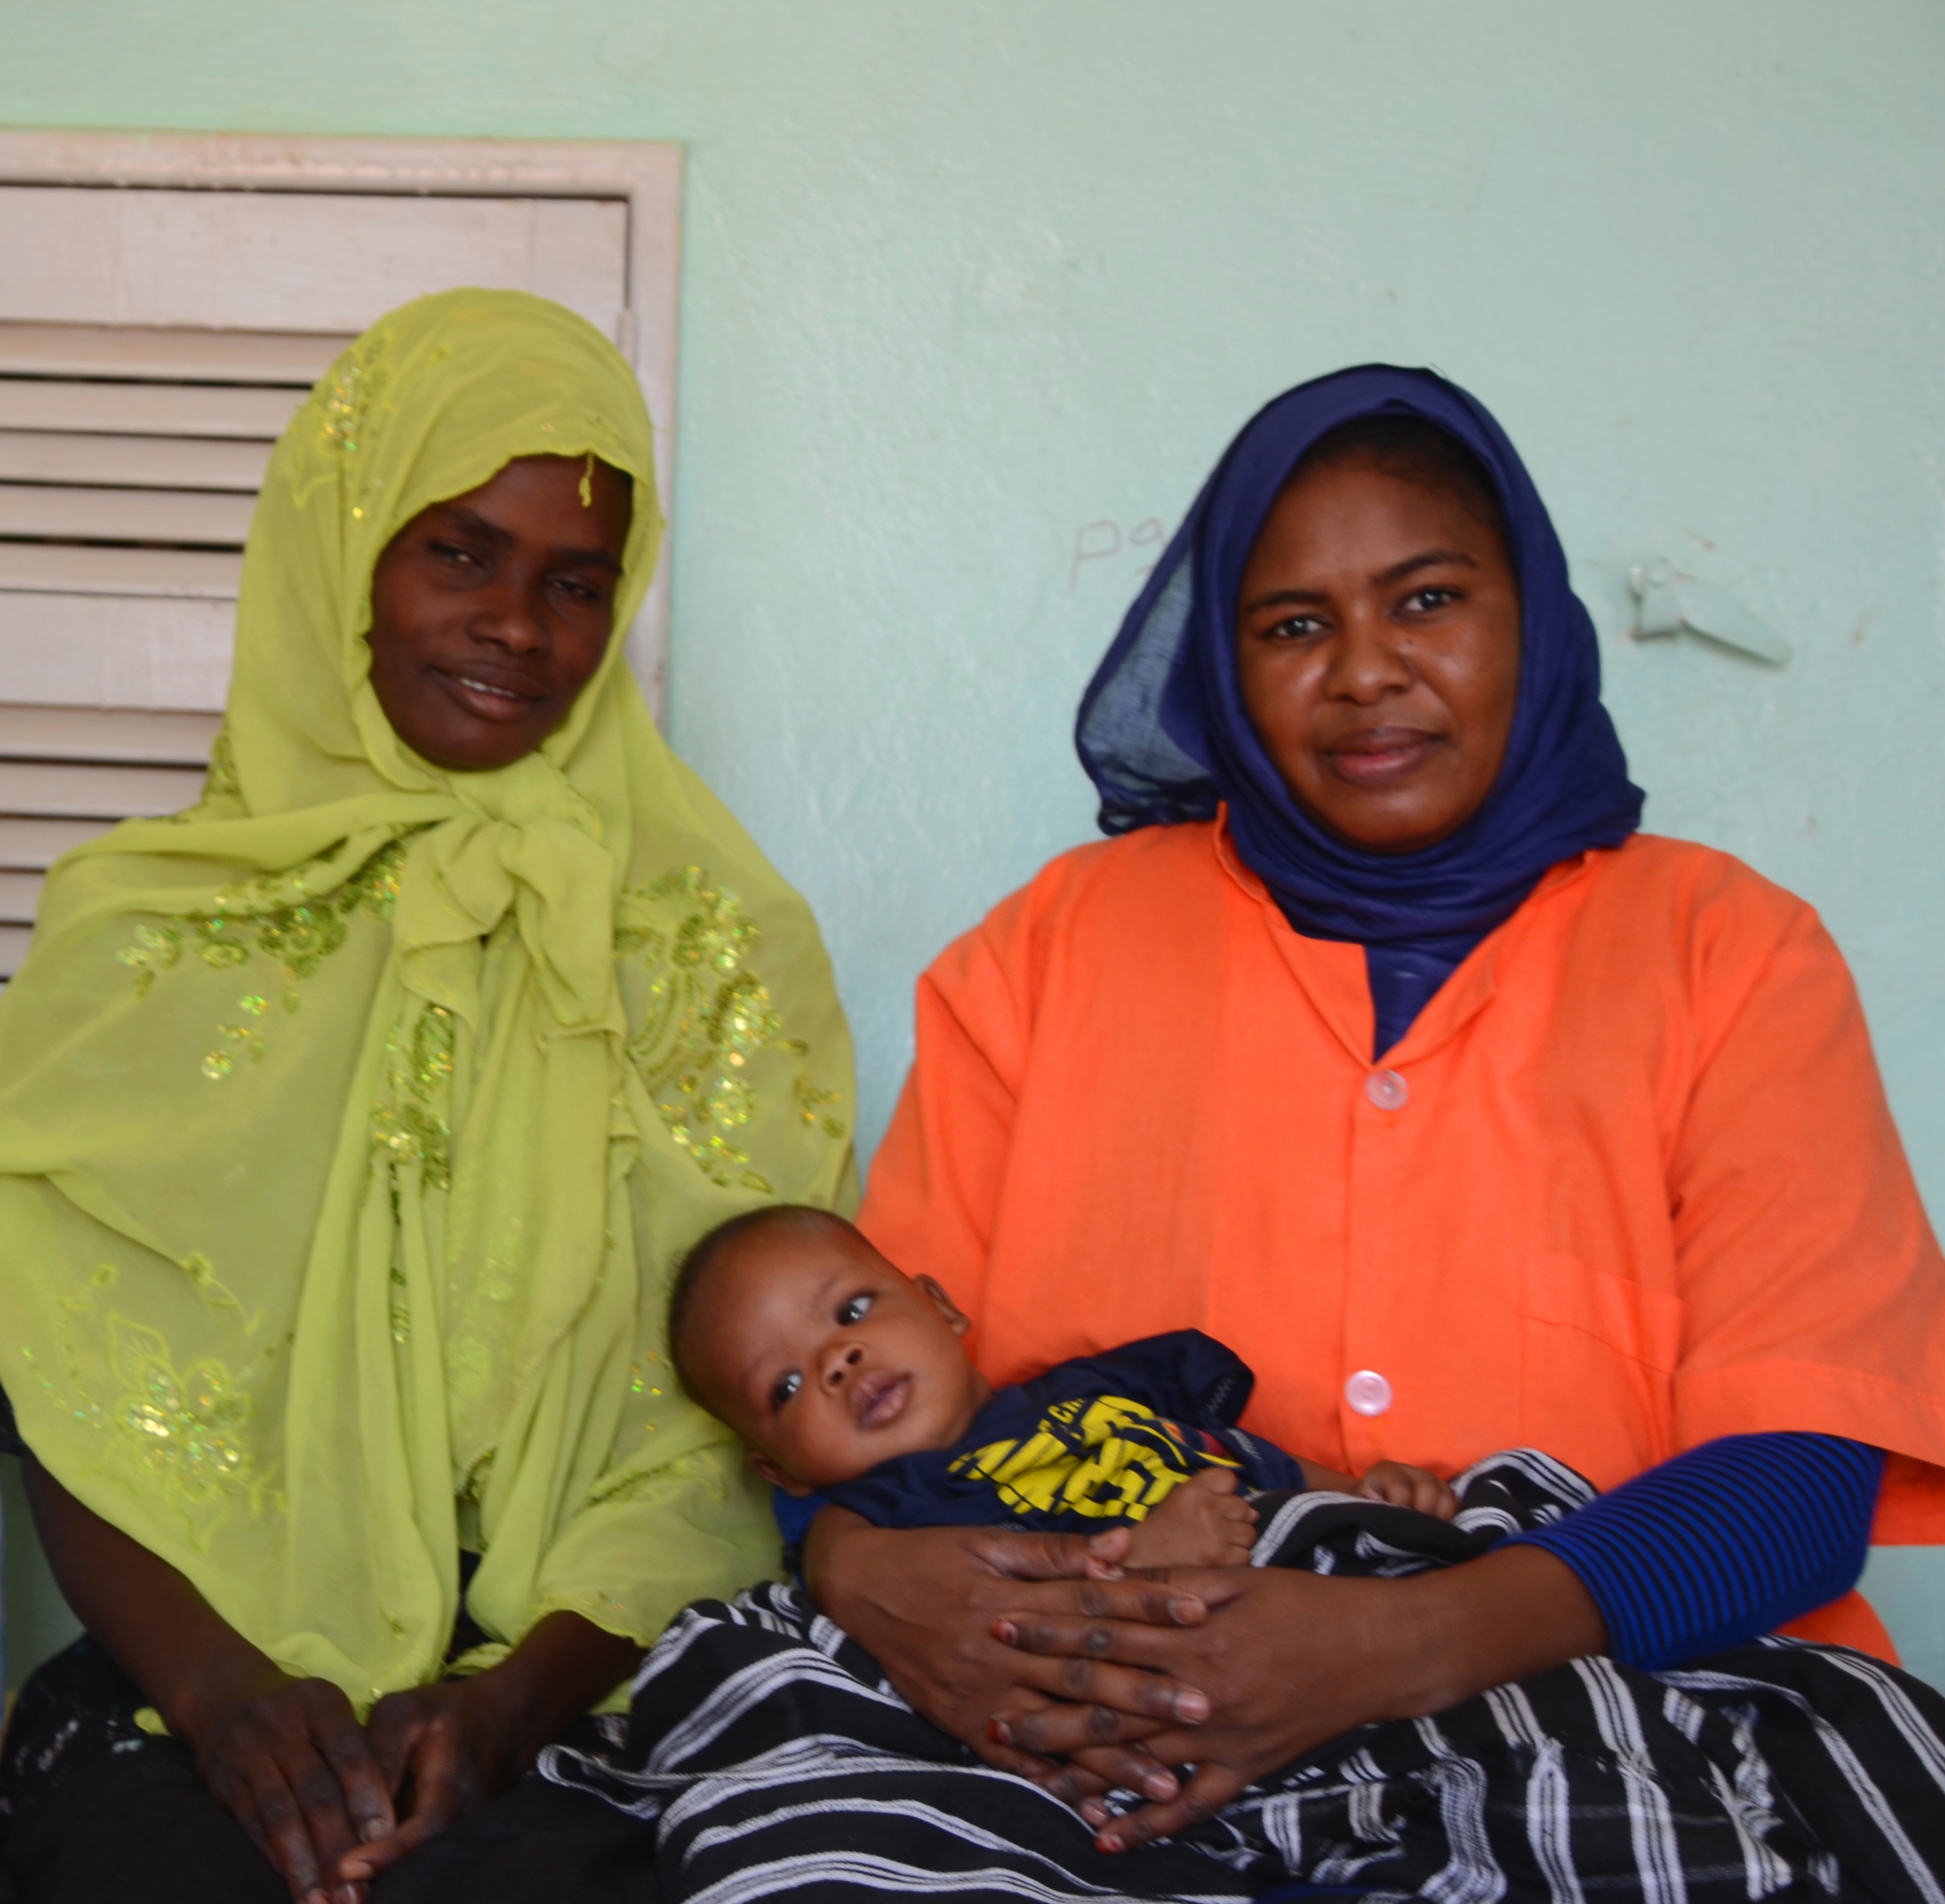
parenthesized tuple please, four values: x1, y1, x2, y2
(367, 453, 632, 772)
(1234, 458, 1521, 854)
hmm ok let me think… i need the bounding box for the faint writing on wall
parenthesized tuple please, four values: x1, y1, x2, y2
(1069, 518, 1170, 593)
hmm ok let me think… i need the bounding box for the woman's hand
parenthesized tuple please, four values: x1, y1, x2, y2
(20, 1458, 642, 1893)
(176, 1662, 395, 1904)
(20, 1453, 396, 1901)
(992, 1566, 1408, 1847)
(804, 1509, 1210, 1804)
(335, 1679, 512, 1883)
(337, 1610, 642, 1888)
(991, 1545, 1607, 1850)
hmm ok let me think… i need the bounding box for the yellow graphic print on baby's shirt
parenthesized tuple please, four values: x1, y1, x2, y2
(947, 1394, 1241, 1523)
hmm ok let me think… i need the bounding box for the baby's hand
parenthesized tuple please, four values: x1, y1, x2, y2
(1357, 1461, 1459, 1519)
(1122, 1466, 1259, 1569)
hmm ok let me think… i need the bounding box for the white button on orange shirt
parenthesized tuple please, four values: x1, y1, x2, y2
(1345, 1370, 1393, 1416)
(1365, 1070, 1409, 1111)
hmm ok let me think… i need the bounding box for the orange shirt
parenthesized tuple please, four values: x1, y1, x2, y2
(860, 820, 1945, 1659)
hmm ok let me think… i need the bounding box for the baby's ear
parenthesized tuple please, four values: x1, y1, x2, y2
(915, 1274, 971, 1337)
(748, 1449, 817, 1497)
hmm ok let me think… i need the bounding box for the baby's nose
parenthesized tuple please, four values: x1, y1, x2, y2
(822, 1343, 865, 1387)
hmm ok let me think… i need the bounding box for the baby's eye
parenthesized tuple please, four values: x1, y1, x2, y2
(770, 1368, 802, 1409)
(837, 1292, 873, 1326)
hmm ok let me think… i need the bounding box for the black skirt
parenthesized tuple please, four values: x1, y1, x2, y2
(0, 1636, 660, 1904)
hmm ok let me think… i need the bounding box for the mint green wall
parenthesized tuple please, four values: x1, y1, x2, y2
(3, 1, 1941, 1683)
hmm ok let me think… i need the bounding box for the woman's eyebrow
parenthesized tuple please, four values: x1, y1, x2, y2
(1241, 548, 1480, 616)
(432, 504, 512, 546)
(429, 505, 620, 574)
(1241, 585, 1327, 614)
(551, 546, 624, 575)
(1377, 547, 1478, 585)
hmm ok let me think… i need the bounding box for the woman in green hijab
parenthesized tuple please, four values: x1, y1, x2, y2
(0, 289, 855, 1903)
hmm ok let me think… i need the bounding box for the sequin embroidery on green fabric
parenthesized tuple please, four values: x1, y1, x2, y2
(305, 329, 400, 510)
(368, 998, 457, 1346)
(116, 832, 418, 1078)
(110, 1317, 260, 1507)
(16, 1262, 278, 1541)
(317, 352, 390, 465)
(616, 866, 847, 1192)
(201, 724, 241, 802)
(372, 1001, 457, 1194)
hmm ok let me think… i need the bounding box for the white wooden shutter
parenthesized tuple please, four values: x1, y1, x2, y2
(0, 145, 674, 982)
(0, 319, 340, 704)
(0, 705, 220, 976)
(0, 318, 334, 976)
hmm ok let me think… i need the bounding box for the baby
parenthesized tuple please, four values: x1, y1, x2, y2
(669, 1204, 1455, 1567)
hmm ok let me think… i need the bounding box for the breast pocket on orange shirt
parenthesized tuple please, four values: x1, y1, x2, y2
(1521, 1253, 1684, 1491)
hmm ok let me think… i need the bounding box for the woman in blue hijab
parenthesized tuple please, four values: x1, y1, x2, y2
(814, 366, 1945, 1881)
(1078, 364, 1641, 1053)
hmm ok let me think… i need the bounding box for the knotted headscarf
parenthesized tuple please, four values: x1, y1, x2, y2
(1077, 365, 1643, 1051)
(0, 290, 856, 1707)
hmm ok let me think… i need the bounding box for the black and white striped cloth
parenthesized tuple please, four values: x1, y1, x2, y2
(541, 1451, 1945, 1902)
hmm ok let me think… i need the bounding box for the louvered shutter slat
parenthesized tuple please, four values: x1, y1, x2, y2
(0, 923, 30, 978)
(0, 596, 233, 708)
(0, 760, 206, 818)
(0, 432, 273, 491)
(0, 546, 243, 597)
(0, 381, 306, 438)
(0, 705, 221, 763)
(0, 869, 42, 921)
(0, 321, 348, 382)
(0, 483, 255, 546)
(0, 817, 117, 868)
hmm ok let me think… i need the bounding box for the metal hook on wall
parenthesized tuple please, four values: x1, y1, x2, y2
(1627, 560, 1792, 666)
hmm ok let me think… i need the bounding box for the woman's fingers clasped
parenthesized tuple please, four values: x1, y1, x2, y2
(996, 1565, 1440, 1851)
(988, 1641, 1211, 1739)
(995, 1569, 1230, 1641)
(990, 1600, 1255, 1853)
(984, 1696, 1183, 1809)
(987, 1572, 1227, 1750)
(1094, 1761, 1253, 1853)
(192, 1673, 394, 1904)
(340, 1682, 502, 1884)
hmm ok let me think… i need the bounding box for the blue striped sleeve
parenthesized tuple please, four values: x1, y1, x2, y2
(1511, 1432, 1885, 1671)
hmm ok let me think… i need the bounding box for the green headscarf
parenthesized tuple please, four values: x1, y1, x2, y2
(0, 289, 856, 1709)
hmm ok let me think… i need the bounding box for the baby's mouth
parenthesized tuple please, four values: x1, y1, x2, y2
(852, 1370, 912, 1431)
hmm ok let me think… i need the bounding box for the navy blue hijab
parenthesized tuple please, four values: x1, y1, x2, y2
(1075, 366, 1643, 1055)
